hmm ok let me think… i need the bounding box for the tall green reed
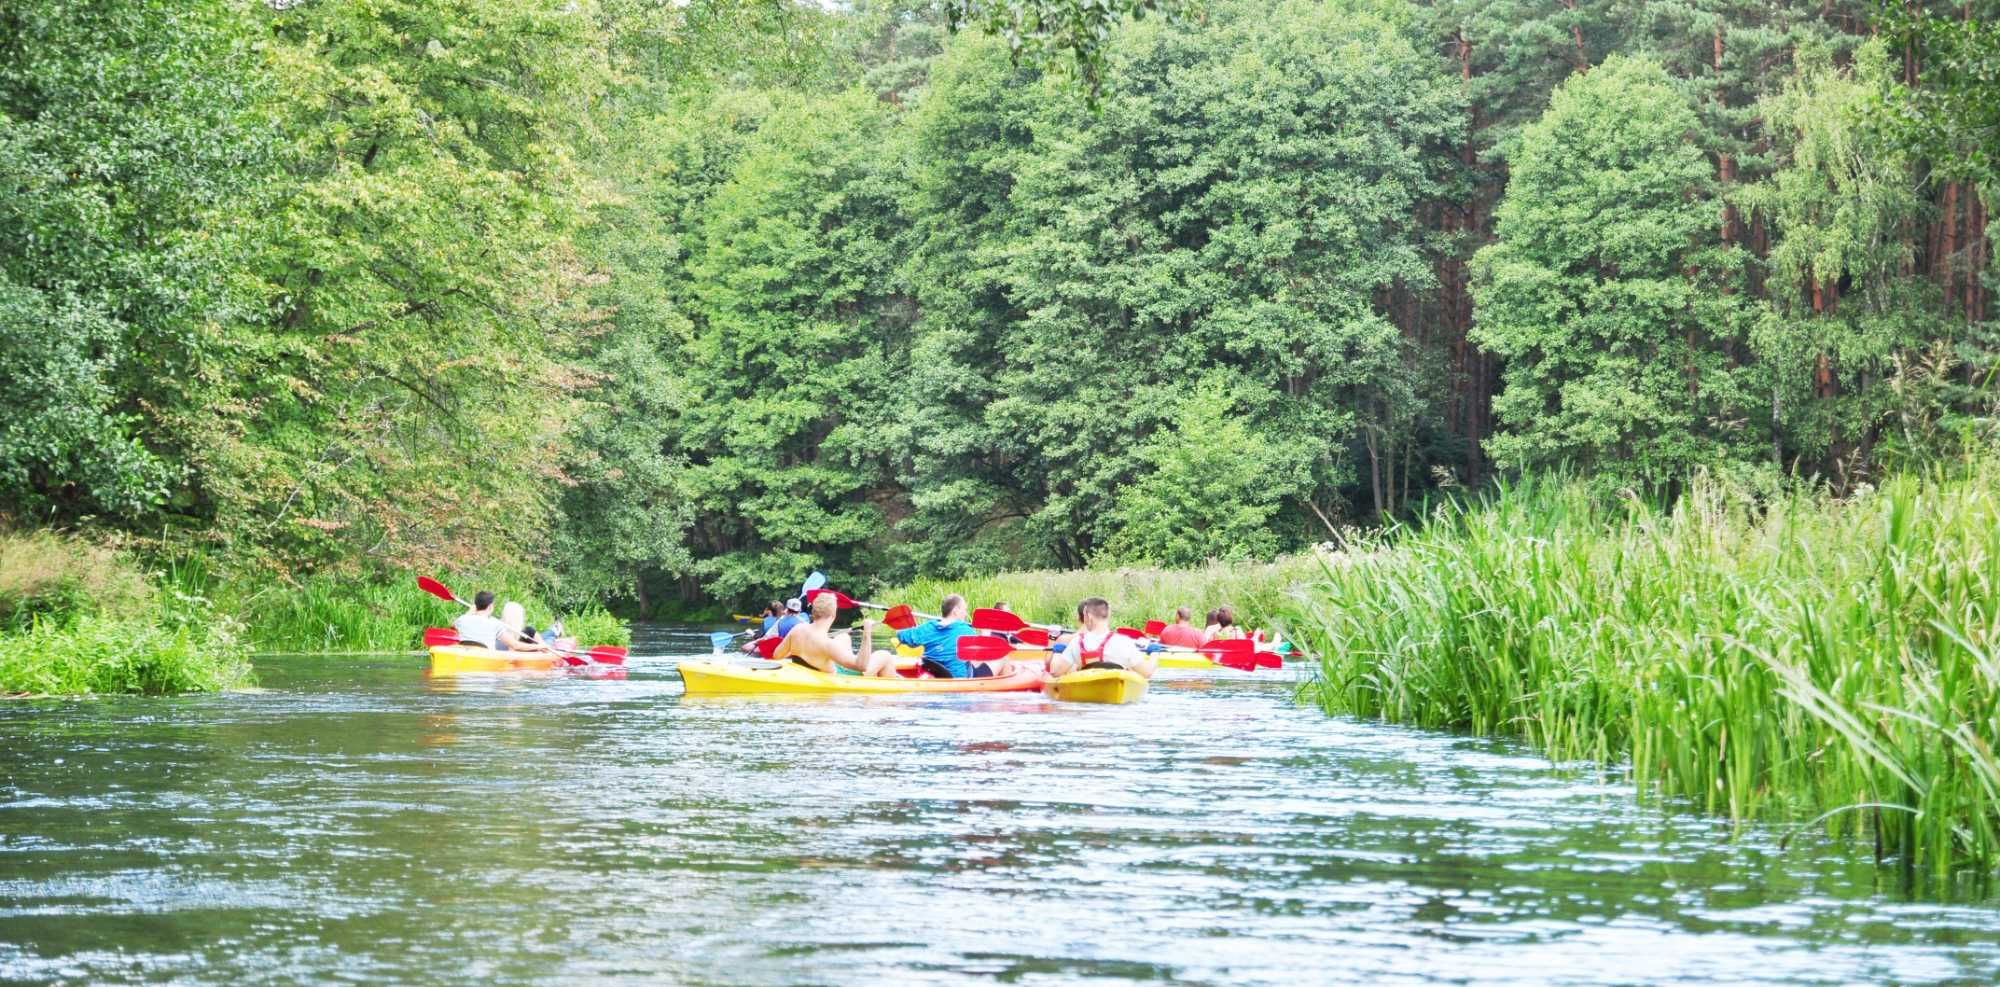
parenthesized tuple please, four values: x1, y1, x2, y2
(1280, 462, 2000, 885)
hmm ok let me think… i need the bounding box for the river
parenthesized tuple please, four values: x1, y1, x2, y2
(3, 624, 1998, 985)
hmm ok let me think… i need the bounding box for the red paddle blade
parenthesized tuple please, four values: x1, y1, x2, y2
(1143, 620, 1165, 637)
(807, 588, 859, 609)
(1198, 639, 1254, 657)
(1115, 626, 1145, 639)
(586, 647, 626, 665)
(1216, 651, 1258, 671)
(417, 576, 457, 604)
(1015, 628, 1050, 648)
(753, 636, 782, 659)
(423, 627, 459, 647)
(957, 637, 1015, 662)
(558, 653, 588, 667)
(883, 604, 917, 630)
(1253, 651, 1282, 669)
(972, 608, 1027, 633)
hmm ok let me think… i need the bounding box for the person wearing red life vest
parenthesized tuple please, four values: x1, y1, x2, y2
(1051, 597, 1158, 679)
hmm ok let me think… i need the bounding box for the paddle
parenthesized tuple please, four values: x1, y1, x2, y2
(971, 607, 1061, 635)
(417, 575, 465, 607)
(1014, 627, 1050, 648)
(802, 571, 826, 595)
(752, 636, 783, 660)
(1143, 620, 1166, 637)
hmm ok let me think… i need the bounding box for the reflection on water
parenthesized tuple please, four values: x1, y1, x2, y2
(1, 623, 1997, 985)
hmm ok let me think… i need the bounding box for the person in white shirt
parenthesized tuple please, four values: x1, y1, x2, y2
(1050, 597, 1157, 678)
(453, 591, 506, 649)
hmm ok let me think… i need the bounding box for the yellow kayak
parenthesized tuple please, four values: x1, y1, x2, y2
(680, 660, 1047, 696)
(429, 645, 564, 675)
(1044, 667, 1148, 704)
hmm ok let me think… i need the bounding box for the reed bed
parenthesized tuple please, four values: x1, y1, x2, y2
(878, 557, 1312, 631)
(1279, 464, 2000, 884)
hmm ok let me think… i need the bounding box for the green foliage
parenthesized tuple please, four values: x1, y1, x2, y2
(941, 0, 1195, 94)
(0, 530, 251, 696)
(1472, 55, 1751, 484)
(878, 555, 1310, 632)
(0, 529, 156, 630)
(1283, 458, 2000, 883)
(0, 615, 253, 696)
(0, 1, 272, 518)
(1737, 40, 1945, 469)
(236, 572, 629, 652)
(1097, 378, 1301, 567)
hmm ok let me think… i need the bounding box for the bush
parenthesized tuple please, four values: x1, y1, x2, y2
(0, 613, 252, 696)
(0, 529, 155, 630)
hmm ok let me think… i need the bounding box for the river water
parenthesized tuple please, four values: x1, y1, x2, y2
(3, 623, 1998, 985)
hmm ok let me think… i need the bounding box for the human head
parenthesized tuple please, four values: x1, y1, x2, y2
(1173, 605, 1191, 624)
(1205, 608, 1219, 626)
(1214, 605, 1234, 628)
(811, 592, 837, 621)
(473, 590, 496, 613)
(1076, 597, 1110, 628)
(768, 600, 783, 617)
(940, 594, 967, 621)
(992, 601, 1011, 612)
(786, 597, 803, 614)
(500, 601, 527, 634)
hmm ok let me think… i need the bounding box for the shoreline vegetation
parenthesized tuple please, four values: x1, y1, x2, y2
(875, 559, 1312, 634)
(1279, 457, 2000, 887)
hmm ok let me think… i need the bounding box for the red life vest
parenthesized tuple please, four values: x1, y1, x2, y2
(1077, 630, 1116, 662)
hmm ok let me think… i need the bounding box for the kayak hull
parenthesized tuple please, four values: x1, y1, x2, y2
(430, 645, 564, 675)
(680, 660, 1047, 696)
(1045, 668, 1148, 704)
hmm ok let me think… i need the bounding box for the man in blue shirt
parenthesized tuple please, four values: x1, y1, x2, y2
(893, 594, 993, 678)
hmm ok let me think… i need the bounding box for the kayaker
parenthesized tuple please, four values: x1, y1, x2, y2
(453, 591, 505, 649)
(774, 598, 806, 639)
(889, 594, 996, 678)
(758, 601, 784, 637)
(1157, 606, 1205, 648)
(775, 593, 897, 676)
(1051, 597, 1156, 678)
(1203, 605, 1244, 643)
(497, 601, 556, 654)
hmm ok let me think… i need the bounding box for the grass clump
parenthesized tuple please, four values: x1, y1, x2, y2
(1279, 462, 2000, 885)
(0, 529, 253, 696)
(1, 528, 155, 629)
(876, 557, 1311, 631)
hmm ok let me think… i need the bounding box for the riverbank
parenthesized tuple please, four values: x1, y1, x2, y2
(0, 530, 627, 695)
(1278, 460, 2000, 886)
(0, 531, 251, 696)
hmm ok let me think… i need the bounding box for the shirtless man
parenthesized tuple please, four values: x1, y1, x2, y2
(773, 593, 898, 677)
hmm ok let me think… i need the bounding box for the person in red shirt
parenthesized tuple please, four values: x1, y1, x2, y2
(1157, 606, 1206, 648)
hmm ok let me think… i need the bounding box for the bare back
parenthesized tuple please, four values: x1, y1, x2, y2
(773, 620, 856, 673)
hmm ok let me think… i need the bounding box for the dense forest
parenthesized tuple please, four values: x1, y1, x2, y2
(2, 0, 1994, 613)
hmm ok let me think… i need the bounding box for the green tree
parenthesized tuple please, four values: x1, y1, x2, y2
(668, 91, 912, 600)
(1097, 378, 1299, 567)
(1737, 40, 1942, 473)
(0, 1, 272, 519)
(1471, 55, 1751, 484)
